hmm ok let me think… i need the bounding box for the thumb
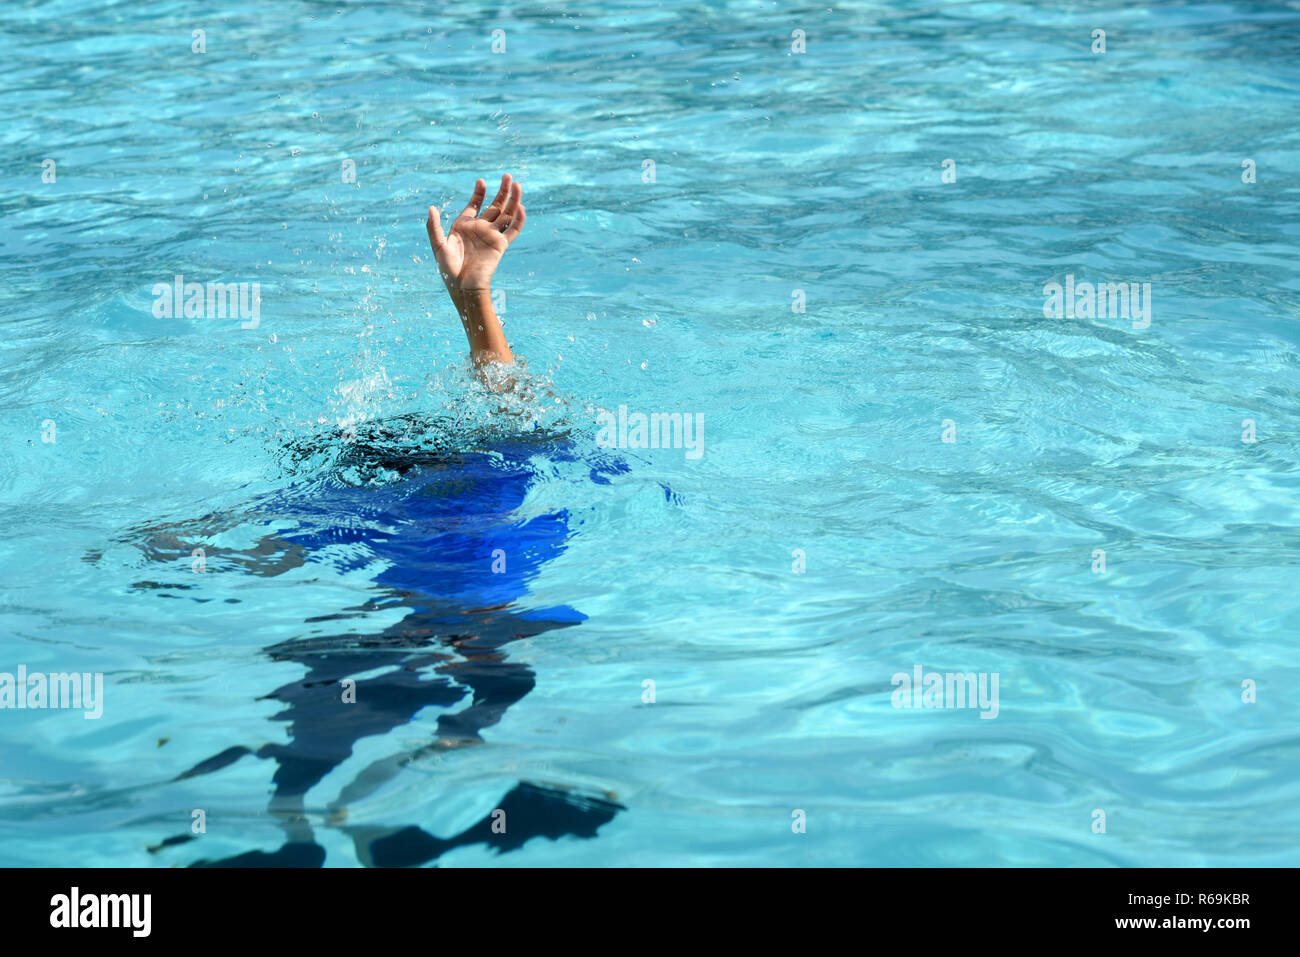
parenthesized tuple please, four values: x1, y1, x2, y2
(426, 205, 446, 248)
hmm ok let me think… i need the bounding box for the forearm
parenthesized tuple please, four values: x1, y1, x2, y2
(451, 287, 514, 367)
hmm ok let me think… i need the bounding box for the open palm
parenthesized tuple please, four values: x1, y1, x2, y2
(427, 174, 526, 292)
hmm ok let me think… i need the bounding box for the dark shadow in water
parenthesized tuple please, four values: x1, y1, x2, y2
(121, 420, 633, 866)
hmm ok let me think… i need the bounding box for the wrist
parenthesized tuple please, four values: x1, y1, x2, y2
(444, 284, 490, 310)
(457, 287, 494, 311)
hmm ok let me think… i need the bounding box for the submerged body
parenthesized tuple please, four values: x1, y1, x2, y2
(131, 427, 629, 866)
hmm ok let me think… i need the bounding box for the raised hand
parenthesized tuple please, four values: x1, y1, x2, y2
(425, 174, 526, 370)
(426, 174, 526, 293)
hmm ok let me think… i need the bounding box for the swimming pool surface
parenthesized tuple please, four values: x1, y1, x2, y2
(2, 0, 1298, 866)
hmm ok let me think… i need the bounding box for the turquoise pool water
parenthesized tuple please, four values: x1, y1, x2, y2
(2, 0, 1298, 866)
